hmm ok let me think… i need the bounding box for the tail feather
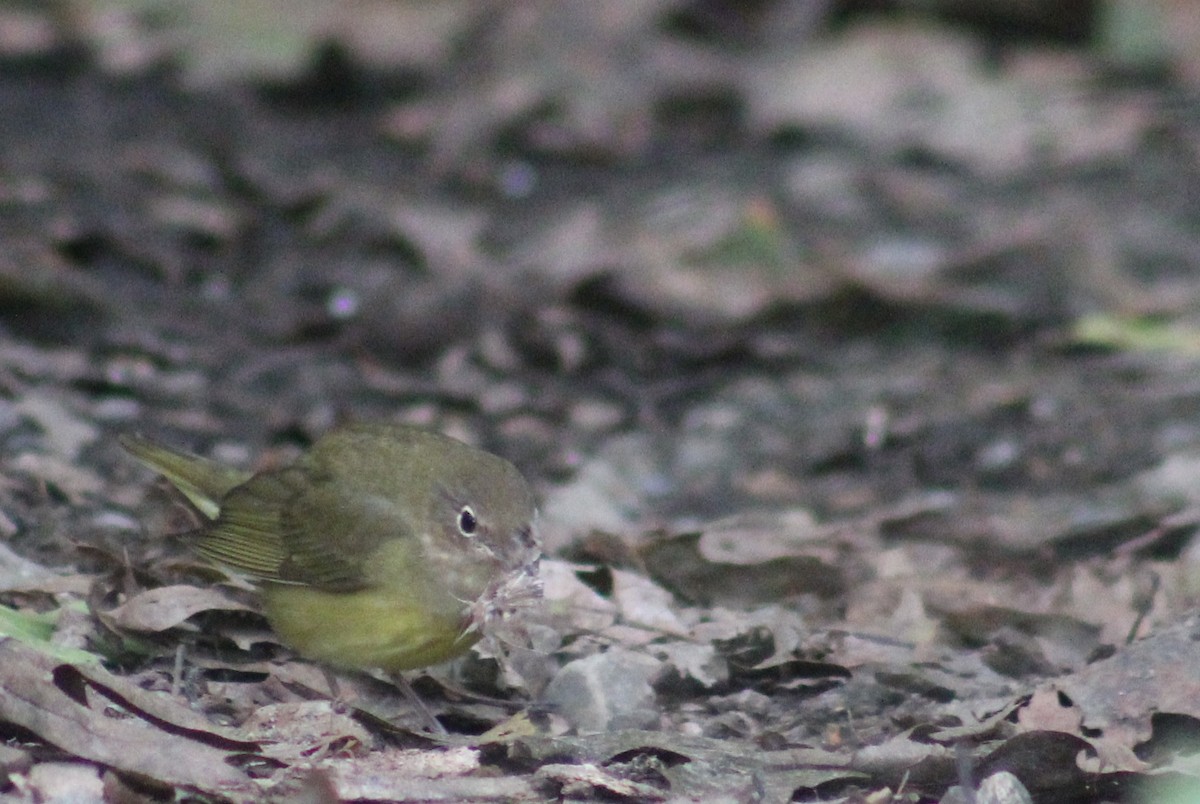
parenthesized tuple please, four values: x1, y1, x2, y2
(119, 434, 251, 519)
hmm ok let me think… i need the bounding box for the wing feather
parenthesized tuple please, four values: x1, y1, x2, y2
(199, 466, 411, 593)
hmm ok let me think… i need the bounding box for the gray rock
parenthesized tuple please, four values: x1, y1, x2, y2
(544, 649, 662, 733)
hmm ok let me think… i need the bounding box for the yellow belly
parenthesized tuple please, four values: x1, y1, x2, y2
(260, 583, 478, 672)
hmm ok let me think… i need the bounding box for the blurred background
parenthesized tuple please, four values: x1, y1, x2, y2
(2, 1, 1200, 800)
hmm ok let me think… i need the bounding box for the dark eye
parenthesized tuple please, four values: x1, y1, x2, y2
(458, 506, 477, 536)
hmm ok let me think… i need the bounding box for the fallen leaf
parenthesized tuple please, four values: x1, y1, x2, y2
(1017, 613, 1200, 770)
(535, 761, 668, 800)
(242, 700, 369, 764)
(104, 584, 255, 633)
(0, 602, 100, 666)
(0, 639, 255, 796)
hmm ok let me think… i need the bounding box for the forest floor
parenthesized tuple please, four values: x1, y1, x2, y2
(2, 2, 1200, 802)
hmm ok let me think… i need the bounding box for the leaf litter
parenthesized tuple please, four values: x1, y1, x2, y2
(4, 1, 1200, 801)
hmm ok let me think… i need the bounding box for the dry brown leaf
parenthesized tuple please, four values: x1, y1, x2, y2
(242, 701, 370, 764)
(535, 761, 668, 800)
(17, 762, 104, 802)
(14, 392, 98, 459)
(609, 568, 686, 637)
(318, 745, 534, 802)
(747, 21, 1147, 176)
(0, 639, 255, 796)
(541, 559, 618, 636)
(1017, 614, 1200, 771)
(10, 453, 103, 504)
(1018, 687, 1085, 735)
(104, 584, 255, 632)
(640, 530, 844, 607)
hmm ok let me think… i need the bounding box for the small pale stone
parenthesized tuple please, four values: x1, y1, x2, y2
(544, 649, 662, 733)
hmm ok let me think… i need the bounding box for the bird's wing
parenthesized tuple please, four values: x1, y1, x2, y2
(199, 467, 411, 592)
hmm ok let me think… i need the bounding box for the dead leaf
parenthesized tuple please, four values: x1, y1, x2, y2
(10, 452, 102, 504)
(18, 762, 104, 802)
(609, 568, 686, 636)
(511, 729, 860, 801)
(977, 731, 1104, 801)
(14, 392, 97, 458)
(242, 701, 369, 764)
(535, 761, 668, 800)
(747, 21, 1146, 177)
(640, 530, 844, 606)
(0, 639, 255, 796)
(0, 542, 59, 591)
(1017, 614, 1200, 771)
(104, 584, 255, 633)
(318, 746, 534, 802)
(1019, 688, 1084, 735)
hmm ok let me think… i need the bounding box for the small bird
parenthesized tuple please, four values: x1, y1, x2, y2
(121, 422, 541, 721)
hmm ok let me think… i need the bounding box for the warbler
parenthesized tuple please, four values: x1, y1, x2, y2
(121, 423, 541, 676)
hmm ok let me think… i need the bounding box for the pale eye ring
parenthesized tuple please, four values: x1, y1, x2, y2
(458, 506, 478, 536)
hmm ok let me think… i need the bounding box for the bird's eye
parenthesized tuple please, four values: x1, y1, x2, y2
(458, 506, 478, 536)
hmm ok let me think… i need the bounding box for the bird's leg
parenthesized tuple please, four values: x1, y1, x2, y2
(390, 672, 447, 735)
